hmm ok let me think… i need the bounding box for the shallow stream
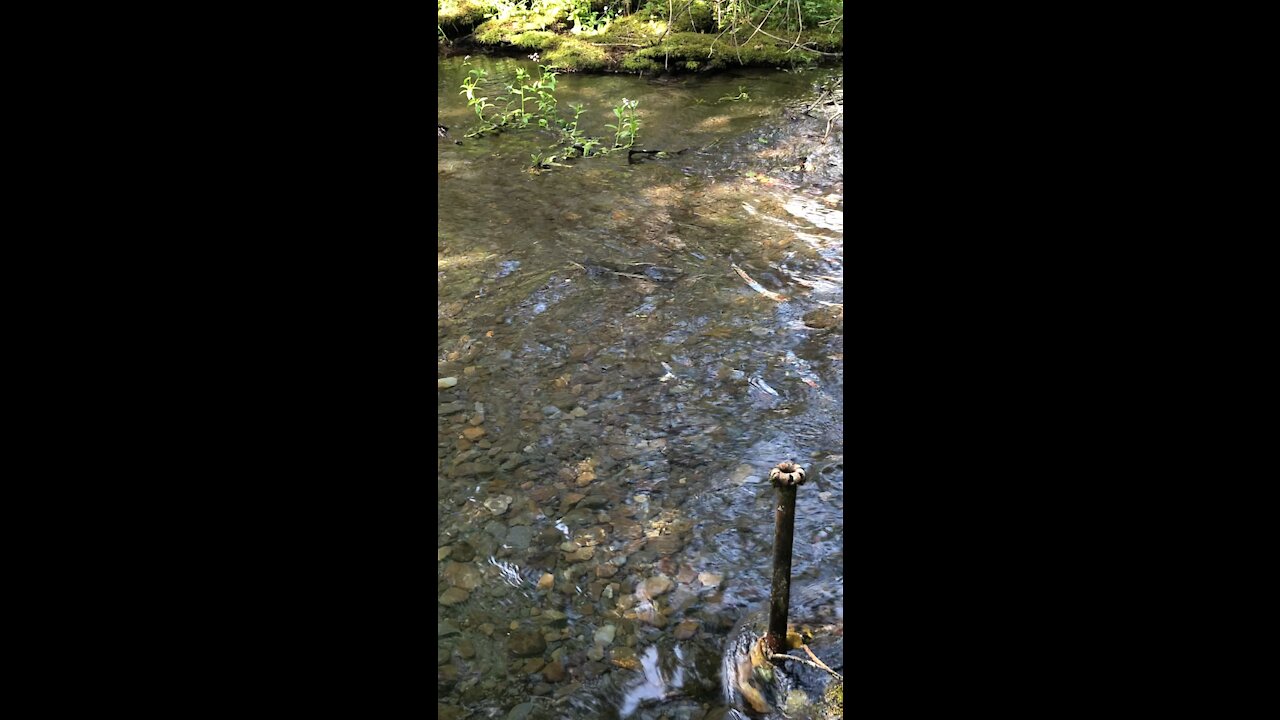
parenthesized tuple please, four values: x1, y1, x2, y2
(438, 56, 844, 720)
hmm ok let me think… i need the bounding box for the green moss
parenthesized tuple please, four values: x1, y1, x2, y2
(472, 18, 512, 45)
(621, 55, 662, 73)
(592, 11, 664, 43)
(626, 30, 837, 70)
(459, 3, 841, 75)
(438, 0, 500, 35)
(509, 30, 558, 49)
(543, 37, 608, 71)
(472, 2, 573, 45)
(823, 681, 843, 719)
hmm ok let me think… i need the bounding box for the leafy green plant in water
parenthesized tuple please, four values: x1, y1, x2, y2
(457, 61, 641, 167)
(506, 66, 533, 127)
(605, 98, 641, 149)
(533, 65, 560, 129)
(459, 67, 504, 137)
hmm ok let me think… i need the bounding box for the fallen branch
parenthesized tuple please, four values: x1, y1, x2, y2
(768, 652, 843, 681)
(743, 18, 844, 57)
(731, 263, 788, 302)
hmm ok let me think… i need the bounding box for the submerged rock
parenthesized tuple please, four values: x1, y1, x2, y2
(506, 525, 534, 549)
(641, 575, 674, 597)
(543, 659, 566, 682)
(439, 587, 470, 605)
(509, 629, 547, 657)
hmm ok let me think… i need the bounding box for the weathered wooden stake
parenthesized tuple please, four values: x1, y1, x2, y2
(764, 461, 806, 656)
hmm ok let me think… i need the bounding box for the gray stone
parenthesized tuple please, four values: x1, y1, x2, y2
(500, 454, 528, 471)
(506, 702, 535, 720)
(438, 401, 468, 415)
(593, 624, 616, 645)
(506, 525, 534, 550)
(539, 609, 568, 626)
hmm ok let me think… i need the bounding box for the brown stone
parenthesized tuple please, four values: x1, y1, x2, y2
(509, 629, 547, 657)
(641, 575, 674, 597)
(803, 307, 843, 329)
(438, 587, 470, 605)
(673, 620, 699, 640)
(462, 426, 486, 441)
(652, 534, 684, 555)
(543, 660, 566, 682)
(442, 562, 483, 590)
(564, 546, 595, 562)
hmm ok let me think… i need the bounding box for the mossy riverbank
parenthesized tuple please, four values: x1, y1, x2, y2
(439, 1, 842, 74)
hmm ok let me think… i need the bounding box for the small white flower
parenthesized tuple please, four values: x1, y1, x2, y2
(528, 52, 540, 61)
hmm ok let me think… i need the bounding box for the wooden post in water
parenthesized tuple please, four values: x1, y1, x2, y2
(763, 461, 807, 656)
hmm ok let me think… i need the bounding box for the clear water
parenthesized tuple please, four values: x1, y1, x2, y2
(438, 56, 843, 720)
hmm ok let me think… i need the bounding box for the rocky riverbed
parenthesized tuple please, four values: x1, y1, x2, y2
(439, 59, 843, 720)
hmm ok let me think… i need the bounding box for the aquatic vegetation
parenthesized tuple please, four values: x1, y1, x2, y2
(458, 67, 503, 137)
(457, 64, 642, 169)
(719, 85, 751, 102)
(605, 97, 641, 149)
